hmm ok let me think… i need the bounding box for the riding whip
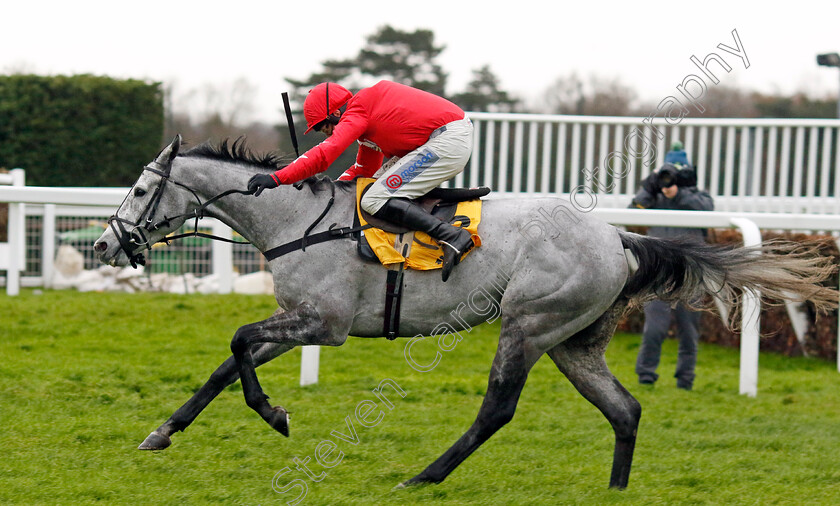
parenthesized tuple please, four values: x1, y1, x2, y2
(282, 92, 300, 158)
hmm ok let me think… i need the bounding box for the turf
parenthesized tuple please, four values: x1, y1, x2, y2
(1, 290, 839, 505)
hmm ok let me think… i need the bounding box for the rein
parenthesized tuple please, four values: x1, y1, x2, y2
(110, 164, 366, 268)
(264, 178, 372, 261)
(156, 187, 254, 244)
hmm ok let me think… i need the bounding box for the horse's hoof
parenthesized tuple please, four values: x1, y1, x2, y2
(269, 406, 290, 437)
(138, 431, 171, 450)
(395, 476, 432, 489)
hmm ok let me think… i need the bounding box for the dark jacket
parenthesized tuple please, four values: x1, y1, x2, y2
(631, 170, 714, 241)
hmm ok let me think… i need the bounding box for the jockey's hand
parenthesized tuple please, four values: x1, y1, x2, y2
(247, 174, 279, 196)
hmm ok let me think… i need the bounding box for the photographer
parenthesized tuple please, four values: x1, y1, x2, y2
(630, 160, 714, 390)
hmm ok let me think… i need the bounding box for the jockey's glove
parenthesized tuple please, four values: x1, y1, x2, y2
(247, 173, 280, 196)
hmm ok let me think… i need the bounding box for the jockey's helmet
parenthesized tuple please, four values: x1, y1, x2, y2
(303, 82, 352, 134)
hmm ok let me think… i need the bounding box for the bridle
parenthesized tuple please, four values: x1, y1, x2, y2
(107, 155, 363, 269)
(107, 159, 252, 268)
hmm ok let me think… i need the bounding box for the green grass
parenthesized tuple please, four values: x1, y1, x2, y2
(2, 290, 840, 505)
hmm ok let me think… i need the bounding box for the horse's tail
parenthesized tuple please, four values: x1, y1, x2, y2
(618, 231, 838, 322)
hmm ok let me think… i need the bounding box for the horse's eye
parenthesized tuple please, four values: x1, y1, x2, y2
(134, 188, 147, 197)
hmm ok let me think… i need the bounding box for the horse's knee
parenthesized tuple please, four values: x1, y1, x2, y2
(230, 324, 257, 355)
(476, 399, 518, 437)
(230, 304, 331, 356)
(490, 407, 516, 428)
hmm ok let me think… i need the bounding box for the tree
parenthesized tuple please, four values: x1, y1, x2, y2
(164, 78, 281, 155)
(355, 26, 447, 95)
(541, 73, 637, 116)
(753, 92, 837, 119)
(284, 59, 356, 106)
(450, 65, 519, 112)
(692, 85, 757, 118)
(286, 25, 449, 99)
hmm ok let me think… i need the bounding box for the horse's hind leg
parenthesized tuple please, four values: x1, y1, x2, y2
(399, 316, 537, 487)
(139, 342, 290, 450)
(546, 297, 641, 489)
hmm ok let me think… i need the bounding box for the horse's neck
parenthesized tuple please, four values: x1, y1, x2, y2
(175, 159, 348, 253)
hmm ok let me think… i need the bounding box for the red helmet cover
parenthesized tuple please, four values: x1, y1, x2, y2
(303, 83, 352, 133)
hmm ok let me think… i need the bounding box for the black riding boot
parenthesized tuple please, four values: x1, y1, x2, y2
(373, 198, 474, 282)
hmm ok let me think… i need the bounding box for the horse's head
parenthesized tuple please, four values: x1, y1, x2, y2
(94, 135, 197, 268)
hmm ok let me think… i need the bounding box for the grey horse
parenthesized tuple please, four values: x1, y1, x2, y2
(93, 136, 837, 490)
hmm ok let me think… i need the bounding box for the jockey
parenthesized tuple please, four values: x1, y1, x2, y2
(247, 80, 475, 282)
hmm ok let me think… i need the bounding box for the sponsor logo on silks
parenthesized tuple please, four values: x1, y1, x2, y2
(385, 174, 403, 189)
(385, 150, 440, 194)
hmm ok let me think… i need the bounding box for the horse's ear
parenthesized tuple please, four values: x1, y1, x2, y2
(154, 134, 182, 166)
(169, 134, 182, 160)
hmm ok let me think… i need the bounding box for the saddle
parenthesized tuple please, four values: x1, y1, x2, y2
(353, 178, 488, 267)
(352, 178, 489, 340)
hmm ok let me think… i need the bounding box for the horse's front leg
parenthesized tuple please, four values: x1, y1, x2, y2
(230, 302, 332, 436)
(139, 342, 289, 450)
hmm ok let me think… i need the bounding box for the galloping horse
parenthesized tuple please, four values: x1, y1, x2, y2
(93, 136, 837, 489)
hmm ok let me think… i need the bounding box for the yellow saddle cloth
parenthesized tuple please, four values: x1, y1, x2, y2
(355, 178, 483, 270)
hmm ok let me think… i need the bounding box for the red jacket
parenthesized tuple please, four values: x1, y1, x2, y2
(272, 81, 465, 184)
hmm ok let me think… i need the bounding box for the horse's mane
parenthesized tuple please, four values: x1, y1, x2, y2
(179, 137, 354, 194)
(295, 176, 355, 194)
(180, 137, 290, 171)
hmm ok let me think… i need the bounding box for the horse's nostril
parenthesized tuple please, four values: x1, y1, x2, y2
(94, 241, 108, 252)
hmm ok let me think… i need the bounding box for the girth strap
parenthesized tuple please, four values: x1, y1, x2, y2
(262, 224, 371, 262)
(383, 234, 412, 340)
(383, 269, 403, 340)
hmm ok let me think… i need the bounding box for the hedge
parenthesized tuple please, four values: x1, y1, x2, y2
(0, 74, 163, 187)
